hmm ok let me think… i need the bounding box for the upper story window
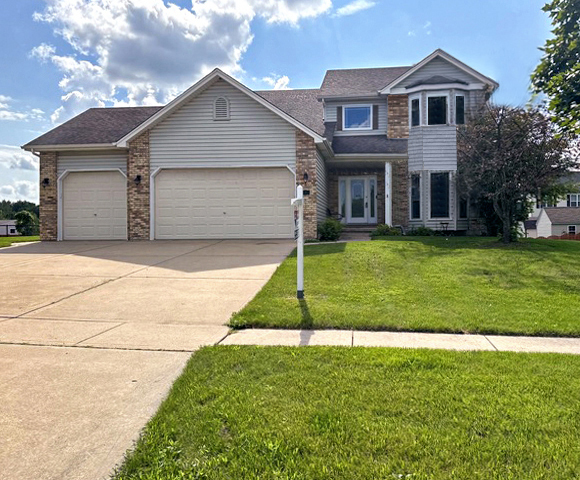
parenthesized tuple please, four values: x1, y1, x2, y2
(456, 95, 465, 125)
(567, 194, 579, 207)
(214, 96, 230, 120)
(411, 98, 420, 127)
(428, 95, 448, 125)
(343, 105, 372, 130)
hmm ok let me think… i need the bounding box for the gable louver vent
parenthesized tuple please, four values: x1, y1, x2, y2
(214, 96, 230, 120)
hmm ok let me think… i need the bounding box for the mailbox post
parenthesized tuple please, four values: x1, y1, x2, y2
(291, 185, 304, 299)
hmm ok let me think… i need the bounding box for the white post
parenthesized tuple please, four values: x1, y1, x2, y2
(385, 162, 392, 226)
(291, 185, 304, 299)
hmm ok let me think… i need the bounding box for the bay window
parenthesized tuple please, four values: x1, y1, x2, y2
(411, 174, 421, 219)
(430, 172, 450, 218)
(428, 96, 447, 125)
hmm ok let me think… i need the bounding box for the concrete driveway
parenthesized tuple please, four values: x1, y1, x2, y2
(0, 239, 293, 480)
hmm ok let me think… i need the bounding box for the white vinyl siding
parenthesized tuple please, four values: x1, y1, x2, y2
(315, 151, 328, 223)
(408, 126, 457, 171)
(150, 79, 296, 169)
(324, 100, 387, 136)
(397, 57, 479, 89)
(535, 211, 552, 238)
(154, 168, 294, 239)
(62, 171, 127, 240)
(57, 151, 127, 176)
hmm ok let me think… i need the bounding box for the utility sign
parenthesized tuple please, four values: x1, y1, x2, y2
(291, 185, 304, 299)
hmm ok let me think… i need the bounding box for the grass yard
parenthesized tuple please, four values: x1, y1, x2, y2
(0, 235, 39, 248)
(114, 346, 580, 480)
(230, 237, 580, 337)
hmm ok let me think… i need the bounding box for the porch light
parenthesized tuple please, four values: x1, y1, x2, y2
(134, 175, 142, 185)
(42, 178, 50, 188)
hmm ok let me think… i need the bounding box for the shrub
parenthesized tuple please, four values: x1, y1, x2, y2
(408, 226, 435, 236)
(370, 224, 402, 237)
(318, 218, 343, 241)
(14, 210, 39, 236)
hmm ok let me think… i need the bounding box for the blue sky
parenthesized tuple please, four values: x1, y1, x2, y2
(0, 0, 552, 203)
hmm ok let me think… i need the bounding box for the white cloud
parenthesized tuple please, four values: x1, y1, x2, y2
(31, 0, 332, 123)
(423, 20, 432, 35)
(261, 74, 291, 90)
(334, 0, 376, 17)
(0, 96, 45, 122)
(408, 20, 432, 37)
(0, 145, 39, 171)
(0, 181, 39, 202)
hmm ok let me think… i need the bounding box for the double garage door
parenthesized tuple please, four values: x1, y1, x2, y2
(155, 168, 294, 239)
(61, 168, 294, 240)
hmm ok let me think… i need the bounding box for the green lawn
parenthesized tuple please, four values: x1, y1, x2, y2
(230, 237, 580, 336)
(114, 346, 580, 480)
(0, 235, 39, 248)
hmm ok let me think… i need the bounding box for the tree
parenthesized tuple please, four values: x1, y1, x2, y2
(532, 0, 580, 133)
(0, 200, 39, 219)
(457, 105, 578, 243)
(14, 210, 39, 236)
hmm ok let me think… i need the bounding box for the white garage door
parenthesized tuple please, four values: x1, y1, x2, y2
(155, 168, 294, 239)
(62, 171, 127, 240)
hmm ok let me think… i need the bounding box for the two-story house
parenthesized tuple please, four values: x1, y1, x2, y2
(23, 49, 498, 241)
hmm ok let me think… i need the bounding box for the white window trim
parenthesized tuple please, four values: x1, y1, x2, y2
(567, 193, 579, 207)
(409, 171, 422, 221)
(568, 225, 577, 235)
(343, 104, 373, 131)
(409, 94, 421, 128)
(428, 171, 453, 221)
(426, 91, 450, 126)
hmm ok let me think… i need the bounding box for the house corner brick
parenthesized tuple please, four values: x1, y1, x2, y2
(295, 129, 318, 239)
(387, 95, 409, 139)
(39, 152, 58, 241)
(127, 131, 151, 240)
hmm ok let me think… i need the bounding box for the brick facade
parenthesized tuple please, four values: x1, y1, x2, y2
(295, 129, 318, 239)
(327, 160, 409, 228)
(387, 95, 409, 139)
(39, 152, 58, 241)
(127, 131, 151, 240)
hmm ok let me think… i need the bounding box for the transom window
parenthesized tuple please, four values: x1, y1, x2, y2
(428, 96, 448, 125)
(430, 172, 450, 218)
(567, 194, 579, 207)
(343, 105, 372, 130)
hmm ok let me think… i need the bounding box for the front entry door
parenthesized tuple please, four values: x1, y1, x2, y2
(340, 176, 377, 224)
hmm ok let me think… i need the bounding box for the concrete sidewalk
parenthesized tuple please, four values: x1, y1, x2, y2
(221, 329, 580, 355)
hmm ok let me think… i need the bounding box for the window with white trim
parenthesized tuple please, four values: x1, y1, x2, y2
(214, 96, 230, 120)
(410, 173, 421, 219)
(411, 98, 420, 127)
(568, 225, 577, 235)
(427, 96, 448, 125)
(343, 105, 371, 130)
(430, 172, 450, 218)
(455, 95, 465, 125)
(567, 194, 579, 207)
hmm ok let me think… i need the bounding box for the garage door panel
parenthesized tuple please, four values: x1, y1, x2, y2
(63, 171, 127, 240)
(155, 168, 294, 239)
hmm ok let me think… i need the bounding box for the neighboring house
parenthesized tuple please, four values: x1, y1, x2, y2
(530, 172, 580, 218)
(23, 49, 498, 241)
(536, 208, 580, 238)
(0, 220, 19, 236)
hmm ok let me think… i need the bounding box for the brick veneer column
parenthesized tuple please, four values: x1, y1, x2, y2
(387, 95, 409, 138)
(39, 152, 58, 241)
(295, 129, 318, 239)
(391, 160, 409, 227)
(127, 131, 151, 240)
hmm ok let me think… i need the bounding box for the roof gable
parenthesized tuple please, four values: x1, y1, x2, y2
(117, 69, 324, 147)
(380, 49, 498, 94)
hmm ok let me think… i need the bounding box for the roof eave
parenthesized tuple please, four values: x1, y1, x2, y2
(21, 143, 120, 153)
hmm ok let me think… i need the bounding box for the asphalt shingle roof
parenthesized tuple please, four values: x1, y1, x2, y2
(332, 135, 408, 155)
(24, 107, 163, 147)
(256, 89, 325, 136)
(319, 66, 412, 97)
(543, 207, 580, 224)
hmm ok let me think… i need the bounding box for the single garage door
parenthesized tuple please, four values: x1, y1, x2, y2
(62, 171, 127, 240)
(155, 168, 294, 239)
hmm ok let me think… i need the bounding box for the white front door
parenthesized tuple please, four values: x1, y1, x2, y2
(340, 176, 378, 224)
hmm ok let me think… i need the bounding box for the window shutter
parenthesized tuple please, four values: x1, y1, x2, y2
(372, 105, 379, 130)
(336, 107, 342, 131)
